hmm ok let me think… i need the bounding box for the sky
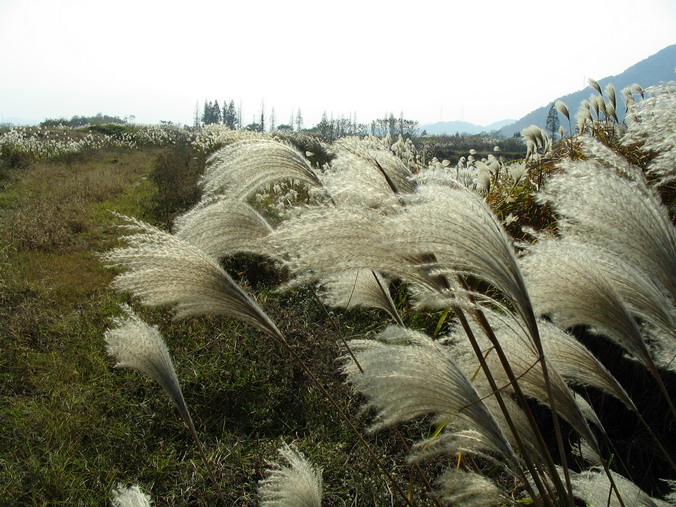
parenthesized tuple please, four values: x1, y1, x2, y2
(1, 0, 675, 128)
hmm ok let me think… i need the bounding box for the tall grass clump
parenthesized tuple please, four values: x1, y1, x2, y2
(98, 85, 675, 505)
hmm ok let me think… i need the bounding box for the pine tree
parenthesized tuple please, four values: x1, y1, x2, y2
(212, 100, 222, 124)
(295, 109, 303, 132)
(545, 103, 560, 141)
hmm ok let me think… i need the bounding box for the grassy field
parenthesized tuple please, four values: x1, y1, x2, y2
(0, 144, 422, 505)
(1, 110, 674, 506)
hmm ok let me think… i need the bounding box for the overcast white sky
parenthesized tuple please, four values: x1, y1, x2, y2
(1, 0, 674, 127)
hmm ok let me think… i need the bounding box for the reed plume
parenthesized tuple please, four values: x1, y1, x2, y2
(317, 269, 401, 324)
(104, 306, 227, 503)
(539, 158, 676, 299)
(110, 483, 152, 507)
(341, 325, 516, 462)
(332, 136, 415, 194)
(200, 138, 322, 200)
(105, 305, 187, 416)
(103, 214, 281, 338)
(173, 196, 275, 260)
(622, 84, 676, 188)
(435, 468, 510, 507)
(258, 443, 323, 507)
(521, 238, 655, 369)
(570, 468, 674, 507)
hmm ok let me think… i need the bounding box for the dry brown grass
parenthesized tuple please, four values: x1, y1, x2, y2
(2, 149, 162, 252)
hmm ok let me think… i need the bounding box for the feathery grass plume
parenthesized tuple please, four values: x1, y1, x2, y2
(317, 269, 401, 324)
(589, 78, 603, 96)
(445, 307, 601, 447)
(555, 100, 570, 121)
(317, 146, 403, 208)
(332, 136, 415, 194)
(539, 158, 676, 299)
(605, 98, 618, 123)
(390, 183, 540, 338)
(110, 483, 152, 507)
(571, 438, 603, 467)
(621, 86, 637, 112)
(476, 165, 491, 193)
(521, 125, 551, 161)
(577, 136, 646, 182)
(507, 161, 528, 185)
(435, 468, 510, 507)
(570, 468, 673, 507)
(103, 215, 281, 338)
(270, 204, 445, 291)
(605, 83, 617, 113)
(576, 100, 593, 133)
(105, 305, 188, 416)
(521, 238, 657, 370)
(172, 196, 275, 260)
(258, 443, 323, 507)
(341, 325, 516, 462)
(552, 237, 675, 367)
(200, 138, 322, 200)
(537, 319, 636, 411)
(622, 83, 676, 188)
(591, 94, 607, 119)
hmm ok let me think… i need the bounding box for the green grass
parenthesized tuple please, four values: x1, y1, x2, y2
(0, 146, 417, 505)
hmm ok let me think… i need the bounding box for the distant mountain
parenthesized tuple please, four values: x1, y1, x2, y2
(421, 118, 516, 136)
(498, 44, 676, 138)
(0, 116, 36, 126)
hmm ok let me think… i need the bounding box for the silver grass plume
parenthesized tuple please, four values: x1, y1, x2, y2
(435, 468, 510, 507)
(390, 183, 539, 338)
(200, 138, 322, 200)
(521, 238, 656, 370)
(555, 237, 675, 370)
(588, 78, 603, 96)
(318, 146, 403, 208)
(258, 443, 323, 507)
(103, 215, 281, 338)
(172, 196, 275, 260)
(622, 83, 676, 188)
(105, 305, 188, 416)
(507, 161, 528, 185)
(270, 205, 442, 291)
(570, 468, 673, 507)
(622, 86, 637, 112)
(539, 158, 676, 299)
(576, 100, 593, 132)
(605, 83, 617, 113)
(577, 136, 646, 183)
(105, 305, 228, 503)
(445, 307, 601, 447)
(110, 483, 152, 507)
(555, 100, 570, 120)
(591, 94, 607, 119)
(537, 319, 636, 412)
(571, 438, 603, 466)
(521, 125, 551, 161)
(341, 325, 516, 461)
(332, 136, 415, 194)
(317, 269, 401, 324)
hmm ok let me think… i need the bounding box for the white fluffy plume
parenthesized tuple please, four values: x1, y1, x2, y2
(103, 215, 281, 338)
(258, 443, 323, 507)
(105, 305, 187, 416)
(173, 196, 274, 260)
(201, 138, 322, 200)
(341, 325, 516, 462)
